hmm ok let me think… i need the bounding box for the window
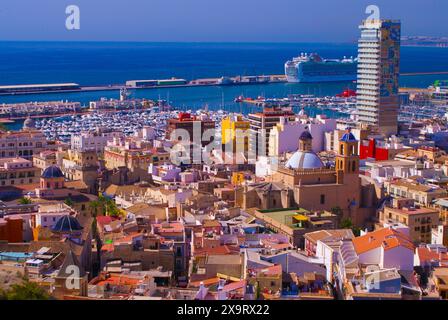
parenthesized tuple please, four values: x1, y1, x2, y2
(320, 194, 325, 205)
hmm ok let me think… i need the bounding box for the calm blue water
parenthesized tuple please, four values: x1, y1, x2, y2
(1, 42, 448, 85)
(0, 41, 447, 118)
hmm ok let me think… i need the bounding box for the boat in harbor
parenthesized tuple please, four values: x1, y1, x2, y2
(285, 53, 358, 83)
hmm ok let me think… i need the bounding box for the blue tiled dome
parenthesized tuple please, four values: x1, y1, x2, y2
(285, 151, 324, 170)
(340, 132, 357, 142)
(51, 215, 83, 233)
(340, 127, 357, 142)
(41, 165, 64, 179)
(299, 130, 313, 141)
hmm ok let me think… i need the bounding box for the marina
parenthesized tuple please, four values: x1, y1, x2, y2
(32, 108, 231, 143)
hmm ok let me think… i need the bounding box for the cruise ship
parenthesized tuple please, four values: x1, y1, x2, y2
(284, 53, 358, 83)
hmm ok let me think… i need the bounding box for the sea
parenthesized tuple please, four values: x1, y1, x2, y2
(1, 41, 448, 130)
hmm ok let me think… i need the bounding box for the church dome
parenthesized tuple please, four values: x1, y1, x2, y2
(51, 215, 83, 233)
(42, 165, 64, 179)
(340, 127, 357, 142)
(285, 151, 324, 170)
(299, 130, 313, 141)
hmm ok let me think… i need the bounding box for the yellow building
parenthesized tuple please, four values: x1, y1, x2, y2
(0, 157, 40, 187)
(384, 179, 447, 207)
(221, 115, 250, 163)
(379, 199, 440, 244)
(432, 268, 448, 300)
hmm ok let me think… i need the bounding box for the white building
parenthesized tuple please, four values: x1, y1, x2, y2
(355, 19, 401, 136)
(33, 203, 74, 229)
(269, 115, 336, 157)
(352, 228, 415, 271)
(71, 130, 123, 153)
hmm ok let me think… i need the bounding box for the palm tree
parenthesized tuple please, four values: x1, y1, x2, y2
(18, 197, 32, 205)
(89, 200, 100, 217)
(97, 195, 121, 217)
(105, 198, 120, 217)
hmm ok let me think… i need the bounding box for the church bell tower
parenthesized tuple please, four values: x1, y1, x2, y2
(336, 127, 359, 183)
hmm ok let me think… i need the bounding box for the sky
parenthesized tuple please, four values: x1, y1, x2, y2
(0, 0, 447, 42)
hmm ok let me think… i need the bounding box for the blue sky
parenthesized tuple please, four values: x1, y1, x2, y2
(0, 0, 446, 42)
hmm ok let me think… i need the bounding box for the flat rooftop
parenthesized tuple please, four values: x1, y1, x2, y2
(386, 206, 439, 216)
(257, 208, 311, 230)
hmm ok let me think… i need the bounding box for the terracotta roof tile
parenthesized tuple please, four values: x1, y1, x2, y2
(353, 228, 415, 254)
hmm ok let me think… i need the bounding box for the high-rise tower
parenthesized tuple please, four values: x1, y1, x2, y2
(356, 19, 401, 137)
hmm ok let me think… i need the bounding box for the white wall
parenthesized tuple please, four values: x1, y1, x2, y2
(358, 247, 381, 265)
(381, 246, 414, 271)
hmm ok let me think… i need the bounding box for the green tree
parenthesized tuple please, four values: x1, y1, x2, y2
(340, 218, 353, 229)
(0, 288, 6, 300)
(4, 281, 50, 300)
(255, 282, 261, 300)
(18, 197, 32, 205)
(64, 197, 74, 207)
(340, 218, 361, 236)
(0, 123, 8, 132)
(330, 206, 344, 225)
(91, 216, 98, 238)
(89, 200, 101, 217)
(96, 195, 121, 217)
